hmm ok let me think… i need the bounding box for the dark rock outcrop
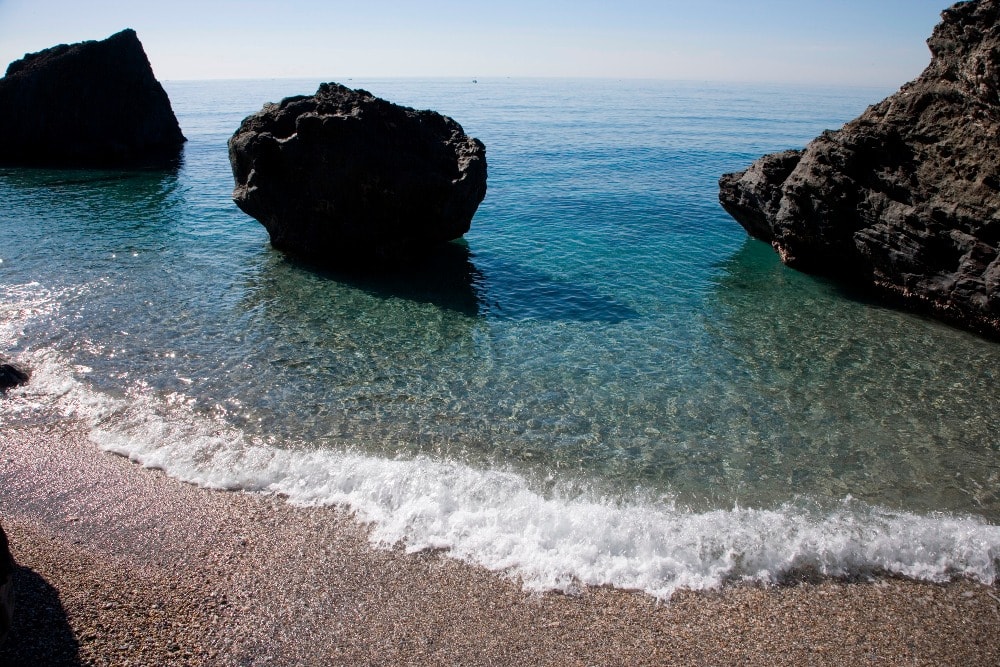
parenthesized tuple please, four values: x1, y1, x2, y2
(0, 29, 185, 167)
(0, 357, 29, 391)
(719, 0, 1000, 337)
(229, 83, 487, 268)
(0, 521, 12, 645)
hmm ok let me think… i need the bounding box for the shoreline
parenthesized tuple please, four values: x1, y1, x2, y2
(1, 417, 998, 666)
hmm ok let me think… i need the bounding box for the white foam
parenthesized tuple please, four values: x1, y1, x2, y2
(5, 349, 999, 599)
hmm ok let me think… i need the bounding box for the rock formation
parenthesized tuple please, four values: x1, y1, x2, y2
(229, 83, 487, 268)
(719, 0, 1000, 337)
(0, 357, 29, 391)
(0, 521, 12, 645)
(0, 29, 185, 167)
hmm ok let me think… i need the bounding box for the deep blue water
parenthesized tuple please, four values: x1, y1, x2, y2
(1, 78, 997, 597)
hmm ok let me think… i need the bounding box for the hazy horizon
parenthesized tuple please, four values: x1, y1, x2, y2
(0, 1, 950, 87)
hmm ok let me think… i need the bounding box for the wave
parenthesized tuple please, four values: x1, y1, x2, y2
(5, 346, 998, 600)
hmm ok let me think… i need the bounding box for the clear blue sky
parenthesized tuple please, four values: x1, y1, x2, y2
(0, 0, 951, 85)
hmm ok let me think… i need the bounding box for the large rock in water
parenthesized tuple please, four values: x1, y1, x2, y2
(229, 83, 487, 268)
(719, 0, 1000, 337)
(0, 29, 185, 167)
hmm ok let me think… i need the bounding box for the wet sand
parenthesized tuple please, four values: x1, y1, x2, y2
(1, 417, 998, 666)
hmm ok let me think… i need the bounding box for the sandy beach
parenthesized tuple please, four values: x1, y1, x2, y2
(1, 415, 998, 666)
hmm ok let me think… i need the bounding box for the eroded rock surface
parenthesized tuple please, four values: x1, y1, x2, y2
(229, 83, 487, 268)
(719, 0, 1000, 337)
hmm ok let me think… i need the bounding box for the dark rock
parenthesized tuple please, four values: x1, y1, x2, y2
(0, 357, 29, 390)
(0, 521, 12, 645)
(719, 0, 1000, 337)
(229, 83, 487, 268)
(0, 29, 185, 168)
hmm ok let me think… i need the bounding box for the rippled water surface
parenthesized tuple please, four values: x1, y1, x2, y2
(2, 78, 997, 596)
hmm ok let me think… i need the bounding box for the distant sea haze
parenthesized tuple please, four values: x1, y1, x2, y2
(1, 78, 997, 598)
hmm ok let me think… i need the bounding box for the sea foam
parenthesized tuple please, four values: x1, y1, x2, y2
(5, 347, 998, 600)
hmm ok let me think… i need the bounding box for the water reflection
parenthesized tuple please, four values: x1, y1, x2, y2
(0, 166, 184, 266)
(0, 163, 181, 199)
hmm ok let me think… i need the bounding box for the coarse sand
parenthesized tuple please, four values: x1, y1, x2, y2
(1, 417, 998, 666)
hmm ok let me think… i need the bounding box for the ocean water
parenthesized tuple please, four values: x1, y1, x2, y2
(1, 78, 998, 598)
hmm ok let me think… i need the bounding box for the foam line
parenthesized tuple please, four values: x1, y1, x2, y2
(5, 348, 998, 600)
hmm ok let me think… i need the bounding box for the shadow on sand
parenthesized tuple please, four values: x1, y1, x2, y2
(0, 566, 80, 667)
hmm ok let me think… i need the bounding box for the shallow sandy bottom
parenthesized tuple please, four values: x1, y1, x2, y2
(1, 417, 997, 666)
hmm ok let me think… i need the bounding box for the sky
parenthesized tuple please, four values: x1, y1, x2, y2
(0, 0, 953, 86)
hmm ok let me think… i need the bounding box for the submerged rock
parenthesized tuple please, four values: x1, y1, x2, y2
(0, 521, 12, 645)
(0, 29, 185, 167)
(229, 83, 487, 268)
(719, 0, 1000, 337)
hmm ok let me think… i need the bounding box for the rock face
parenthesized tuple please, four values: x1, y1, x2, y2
(719, 0, 1000, 337)
(229, 83, 487, 268)
(0, 521, 12, 645)
(0, 29, 185, 167)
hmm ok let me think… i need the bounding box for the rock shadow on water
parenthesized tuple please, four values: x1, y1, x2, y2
(272, 240, 640, 323)
(276, 240, 484, 317)
(473, 253, 640, 323)
(0, 566, 80, 666)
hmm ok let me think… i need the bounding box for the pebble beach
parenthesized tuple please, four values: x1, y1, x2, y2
(1, 417, 997, 666)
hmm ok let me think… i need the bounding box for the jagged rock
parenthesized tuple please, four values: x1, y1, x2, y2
(229, 83, 487, 268)
(0, 357, 29, 390)
(719, 0, 1000, 337)
(0, 521, 12, 645)
(0, 29, 185, 167)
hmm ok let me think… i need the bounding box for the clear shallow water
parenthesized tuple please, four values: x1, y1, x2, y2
(1, 78, 998, 597)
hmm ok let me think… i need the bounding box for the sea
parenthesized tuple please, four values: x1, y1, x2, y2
(1, 78, 998, 599)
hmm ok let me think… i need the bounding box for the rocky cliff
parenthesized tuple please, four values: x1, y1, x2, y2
(719, 0, 1000, 337)
(229, 83, 487, 269)
(0, 29, 185, 167)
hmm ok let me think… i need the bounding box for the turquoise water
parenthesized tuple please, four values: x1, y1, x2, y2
(1, 78, 998, 597)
